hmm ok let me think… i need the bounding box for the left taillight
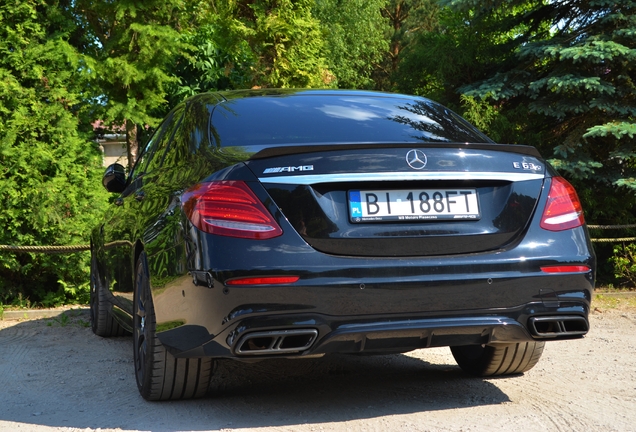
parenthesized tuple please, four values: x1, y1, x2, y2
(182, 181, 283, 240)
(540, 177, 585, 231)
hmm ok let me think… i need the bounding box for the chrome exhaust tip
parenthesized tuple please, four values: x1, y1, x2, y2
(529, 315, 589, 338)
(235, 329, 318, 355)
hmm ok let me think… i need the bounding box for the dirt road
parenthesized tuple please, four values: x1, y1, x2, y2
(0, 308, 635, 432)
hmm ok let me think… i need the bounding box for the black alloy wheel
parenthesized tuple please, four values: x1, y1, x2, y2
(133, 252, 214, 401)
(90, 253, 127, 337)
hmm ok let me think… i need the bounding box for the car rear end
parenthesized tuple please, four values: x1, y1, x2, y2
(165, 91, 594, 363)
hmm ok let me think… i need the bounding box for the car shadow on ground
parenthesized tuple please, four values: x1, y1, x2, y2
(197, 354, 511, 430)
(0, 313, 511, 431)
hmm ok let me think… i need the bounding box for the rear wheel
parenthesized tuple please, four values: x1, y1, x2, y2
(133, 252, 213, 401)
(450, 341, 545, 376)
(90, 254, 127, 337)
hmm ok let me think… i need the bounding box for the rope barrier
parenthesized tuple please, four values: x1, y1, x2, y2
(1, 224, 635, 252)
(591, 237, 636, 243)
(586, 224, 636, 243)
(588, 224, 636, 230)
(0, 245, 90, 254)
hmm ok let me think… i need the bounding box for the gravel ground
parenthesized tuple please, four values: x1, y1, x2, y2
(0, 308, 635, 432)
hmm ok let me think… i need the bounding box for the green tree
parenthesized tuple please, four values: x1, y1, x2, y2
(169, 0, 333, 102)
(236, 0, 332, 88)
(0, 0, 109, 306)
(396, 1, 550, 144)
(396, 0, 636, 283)
(73, 0, 194, 169)
(398, 0, 636, 192)
(168, 21, 256, 101)
(313, 0, 389, 89)
(452, 0, 636, 222)
(375, 0, 441, 90)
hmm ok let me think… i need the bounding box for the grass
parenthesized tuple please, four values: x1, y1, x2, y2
(593, 290, 636, 311)
(47, 313, 70, 327)
(45, 311, 91, 328)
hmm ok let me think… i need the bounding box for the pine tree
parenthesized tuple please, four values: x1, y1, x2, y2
(0, 0, 109, 305)
(375, 0, 442, 90)
(73, 0, 193, 169)
(456, 0, 636, 194)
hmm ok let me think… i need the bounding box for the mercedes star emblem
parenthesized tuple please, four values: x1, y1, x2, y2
(406, 149, 427, 170)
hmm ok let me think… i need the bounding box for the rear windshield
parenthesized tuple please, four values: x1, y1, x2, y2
(210, 94, 493, 149)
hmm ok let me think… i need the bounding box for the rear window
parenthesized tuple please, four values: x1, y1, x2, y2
(210, 94, 492, 149)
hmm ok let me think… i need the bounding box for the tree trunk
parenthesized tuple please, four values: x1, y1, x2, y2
(126, 120, 138, 172)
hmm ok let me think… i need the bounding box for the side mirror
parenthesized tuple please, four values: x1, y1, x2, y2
(102, 163, 127, 193)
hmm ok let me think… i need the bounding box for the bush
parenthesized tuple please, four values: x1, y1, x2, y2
(609, 243, 636, 288)
(0, 0, 109, 306)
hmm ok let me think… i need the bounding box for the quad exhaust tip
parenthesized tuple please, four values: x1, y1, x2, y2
(529, 315, 589, 338)
(235, 329, 318, 355)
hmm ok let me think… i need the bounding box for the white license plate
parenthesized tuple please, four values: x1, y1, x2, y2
(348, 189, 480, 222)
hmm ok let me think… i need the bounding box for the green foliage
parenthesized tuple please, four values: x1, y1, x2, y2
(73, 0, 198, 167)
(170, 0, 334, 101)
(584, 122, 636, 140)
(246, 0, 332, 88)
(610, 243, 636, 287)
(458, 95, 519, 143)
(376, 0, 441, 90)
(409, 0, 636, 168)
(169, 22, 256, 100)
(314, 0, 389, 89)
(395, 0, 636, 283)
(458, 0, 636, 191)
(397, 1, 546, 100)
(3, 0, 636, 303)
(54, 313, 70, 327)
(0, 0, 109, 306)
(40, 279, 90, 308)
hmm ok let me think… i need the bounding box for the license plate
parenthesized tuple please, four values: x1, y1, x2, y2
(348, 189, 480, 222)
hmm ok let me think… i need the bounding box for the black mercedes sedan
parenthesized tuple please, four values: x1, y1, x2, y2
(90, 89, 595, 401)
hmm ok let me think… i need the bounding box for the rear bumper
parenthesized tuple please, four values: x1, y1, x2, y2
(155, 287, 592, 359)
(153, 266, 594, 353)
(151, 224, 595, 359)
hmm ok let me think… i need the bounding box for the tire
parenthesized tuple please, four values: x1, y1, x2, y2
(450, 341, 545, 376)
(90, 254, 128, 337)
(133, 252, 214, 401)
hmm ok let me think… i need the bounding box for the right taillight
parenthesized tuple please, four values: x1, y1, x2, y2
(182, 181, 283, 240)
(540, 177, 585, 231)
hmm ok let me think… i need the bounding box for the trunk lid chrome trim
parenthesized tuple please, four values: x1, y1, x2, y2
(259, 171, 545, 185)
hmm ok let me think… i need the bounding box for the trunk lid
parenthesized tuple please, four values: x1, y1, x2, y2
(245, 144, 546, 257)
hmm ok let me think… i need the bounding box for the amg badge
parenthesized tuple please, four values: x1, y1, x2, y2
(263, 165, 314, 174)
